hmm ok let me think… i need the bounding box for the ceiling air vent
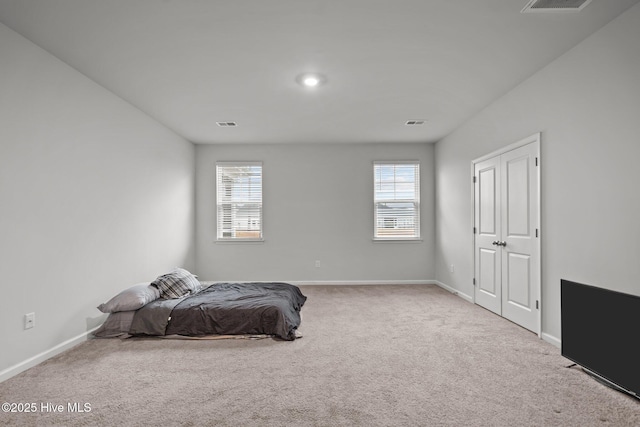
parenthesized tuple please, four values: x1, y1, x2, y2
(216, 121, 237, 127)
(405, 120, 426, 126)
(521, 0, 593, 12)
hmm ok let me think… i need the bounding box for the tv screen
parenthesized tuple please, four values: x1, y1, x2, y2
(561, 279, 640, 399)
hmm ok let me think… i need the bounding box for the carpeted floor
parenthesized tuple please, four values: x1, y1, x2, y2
(1, 285, 638, 426)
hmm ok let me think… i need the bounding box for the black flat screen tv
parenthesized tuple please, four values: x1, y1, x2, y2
(561, 279, 640, 399)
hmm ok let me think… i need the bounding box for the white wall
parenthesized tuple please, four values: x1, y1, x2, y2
(434, 3, 640, 343)
(196, 143, 434, 283)
(0, 23, 195, 374)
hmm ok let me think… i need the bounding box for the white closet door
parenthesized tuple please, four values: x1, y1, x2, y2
(473, 136, 540, 334)
(500, 143, 539, 333)
(474, 156, 502, 316)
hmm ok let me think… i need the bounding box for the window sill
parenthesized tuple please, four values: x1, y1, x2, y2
(372, 238, 423, 243)
(215, 239, 265, 244)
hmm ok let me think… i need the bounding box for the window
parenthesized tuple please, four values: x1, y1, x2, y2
(373, 161, 420, 240)
(216, 162, 263, 241)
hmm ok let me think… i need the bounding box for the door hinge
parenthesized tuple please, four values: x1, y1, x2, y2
(473, 176, 477, 183)
(536, 300, 539, 310)
(473, 278, 476, 286)
(535, 157, 538, 166)
(536, 228, 539, 238)
(473, 227, 477, 234)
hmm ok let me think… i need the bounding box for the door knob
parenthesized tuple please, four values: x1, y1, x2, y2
(498, 241, 507, 247)
(492, 241, 499, 246)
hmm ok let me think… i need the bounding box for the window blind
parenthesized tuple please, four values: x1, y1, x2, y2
(216, 162, 263, 240)
(373, 161, 420, 239)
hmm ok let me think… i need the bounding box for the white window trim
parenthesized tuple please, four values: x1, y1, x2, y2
(373, 160, 421, 242)
(216, 161, 264, 242)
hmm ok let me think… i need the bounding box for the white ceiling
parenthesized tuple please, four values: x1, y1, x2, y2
(1, 0, 638, 144)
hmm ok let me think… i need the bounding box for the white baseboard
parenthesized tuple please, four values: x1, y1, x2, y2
(0, 327, 99, 383)
(433, 280, 474, 303)
(291, 280, 435, 286)
(542, 332, 561, 348)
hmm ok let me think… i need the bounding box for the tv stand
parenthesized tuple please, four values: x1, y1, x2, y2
(582, 367, 640, 401)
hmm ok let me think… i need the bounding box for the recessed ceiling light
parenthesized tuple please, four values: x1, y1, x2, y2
(303, 76, 320, 87)
(296, 73, 327, 88)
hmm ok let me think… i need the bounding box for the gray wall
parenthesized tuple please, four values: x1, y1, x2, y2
(434, 3, 640, 344)
(196, 143, 434, 283)
(0, 24, 195, 374)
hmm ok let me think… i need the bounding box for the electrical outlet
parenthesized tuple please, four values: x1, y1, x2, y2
(25, 312, 35, 330)
(315, 260, 321, 268)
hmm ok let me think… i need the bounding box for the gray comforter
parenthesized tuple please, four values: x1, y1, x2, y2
(129, 282, 306, 340)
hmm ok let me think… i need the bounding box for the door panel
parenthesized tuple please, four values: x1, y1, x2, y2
(506, 156, 530, 237)
(479, 168, 497, 235)
(506, 252, 530, 308)
(479, 248, 498, 296)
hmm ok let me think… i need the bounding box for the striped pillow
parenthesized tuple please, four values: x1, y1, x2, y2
(151, 268, 201, 299)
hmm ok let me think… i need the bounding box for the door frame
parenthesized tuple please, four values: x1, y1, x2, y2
(470, 132, 541, 338)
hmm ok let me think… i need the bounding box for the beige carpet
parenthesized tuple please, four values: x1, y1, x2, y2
(1, 285, 638, 426)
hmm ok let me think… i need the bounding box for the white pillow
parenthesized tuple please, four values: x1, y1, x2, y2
(97, 283, 161, 313)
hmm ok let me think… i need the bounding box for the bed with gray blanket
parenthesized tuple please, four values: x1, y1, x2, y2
(133, 282, 306, 340)
(94, 278, 307, 341)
